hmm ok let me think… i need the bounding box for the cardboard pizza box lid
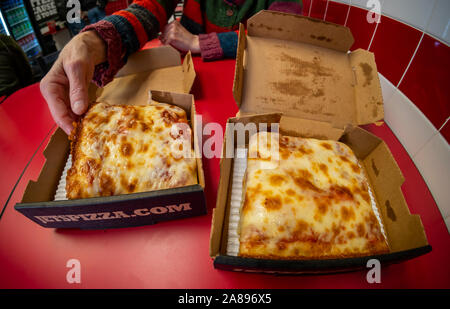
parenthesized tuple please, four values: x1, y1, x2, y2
(89, 46, 196, 106)
(233, 11, 383, 138)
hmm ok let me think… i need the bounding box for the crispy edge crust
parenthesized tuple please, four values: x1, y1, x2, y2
(68, 102, 101, 162)
(65, 103, 95, 199)
(238, 247, 390, 260)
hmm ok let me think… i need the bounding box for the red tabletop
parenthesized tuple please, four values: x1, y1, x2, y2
(0, 53, 449, 289)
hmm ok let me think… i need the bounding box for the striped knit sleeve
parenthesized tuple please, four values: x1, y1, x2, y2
(82, 0, 178, 87)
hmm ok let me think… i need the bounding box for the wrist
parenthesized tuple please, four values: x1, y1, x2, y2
(191, 35, 200, 54)
(79, 31, 107, 65)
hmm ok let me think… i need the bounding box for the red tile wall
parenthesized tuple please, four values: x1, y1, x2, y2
(345, 5, 377, 50)
(324, 1, 349, 26)
(309, 0, 328, 20)
(302, 0, 312, 16)
(369, 15, 422, 86)
(322, 1, 449, 141)
(398, 34, 450, 132)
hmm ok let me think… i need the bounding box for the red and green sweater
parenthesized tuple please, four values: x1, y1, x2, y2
(82, 0, 302, 87)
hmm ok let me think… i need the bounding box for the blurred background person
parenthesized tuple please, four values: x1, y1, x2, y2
(0, 34, 33, 97)
(86, 0, 108, 24)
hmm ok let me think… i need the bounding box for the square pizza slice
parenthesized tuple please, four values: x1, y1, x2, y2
(66, 102, 197, 199)
(238, 132, 389, 259)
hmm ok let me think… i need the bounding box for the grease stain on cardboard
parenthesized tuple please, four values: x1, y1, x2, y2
(310, 34, 332, 42)
(372, 158, 380, 176)
(359, 62, 373, 87)
(385, 200, 397, 221)
(278, 52, 334, 78)
(270, 80, 311, 97)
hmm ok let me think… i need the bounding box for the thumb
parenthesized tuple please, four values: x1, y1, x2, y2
(64, 60, 89, 116)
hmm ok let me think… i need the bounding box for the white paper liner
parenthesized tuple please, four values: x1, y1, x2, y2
(366, 173, 387, 240)
(54, 155, 71, 201)
(226, 148, 248, 256)
(226, 148, 387, 257)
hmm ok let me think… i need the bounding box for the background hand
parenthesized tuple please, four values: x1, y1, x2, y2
(159, 20, 200, 54)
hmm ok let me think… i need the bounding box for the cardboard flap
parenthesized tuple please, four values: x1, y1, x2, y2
(229, 112, 282, 126)
(182, 51, 196, 93)
(210, 208, 220, 257)
(228, 113, 282, 147)
(95, 46, 194, 106)
(211, 121, 235, 258)
(96, 67, 184, 106)
(233, 23, 246, 107)
(280, 116, 344, 140)
(349, 49, 384, 124)
(247, 10, 354, 52)
(190, 101, 205, 188)
(340, 126, 428, 251)
(361, 142, 428, 252)
(115, 46, 181, 77)
(339, 125, 382, 159)
(21, 128, 69, 203)
(149, 90, 192, 113)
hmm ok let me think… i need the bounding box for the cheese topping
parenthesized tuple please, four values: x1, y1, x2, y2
(66, 102, 197, 199)
(238, 132, 389, 259)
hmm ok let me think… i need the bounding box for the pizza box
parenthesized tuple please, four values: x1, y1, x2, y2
(210, 11, 431, 274)
(14, 46, 207, 229)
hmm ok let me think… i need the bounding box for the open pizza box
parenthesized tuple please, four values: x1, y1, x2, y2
(14, 46, 207, 229)
(210, 11, 431, 274)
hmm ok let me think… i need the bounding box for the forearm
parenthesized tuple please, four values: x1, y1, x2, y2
(81, 0, 178, 87)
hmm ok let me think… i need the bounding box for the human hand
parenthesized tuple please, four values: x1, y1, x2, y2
(40, 31, 106, 135)
(159, 20, 200, 53)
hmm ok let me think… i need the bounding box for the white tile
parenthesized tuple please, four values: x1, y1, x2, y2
(384, 89, 438, 157)
(351, 0, 386, 16)
(412, 132, 450, 221)
(378, 72, 396, 103)
(426, 0, 450, 44)
(329, 0, 351, 4)
(439, 117, 449, 131)
(381, 0, 436, 30)
(396, 32, 424, 88)
(351, 0, 370, 9)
